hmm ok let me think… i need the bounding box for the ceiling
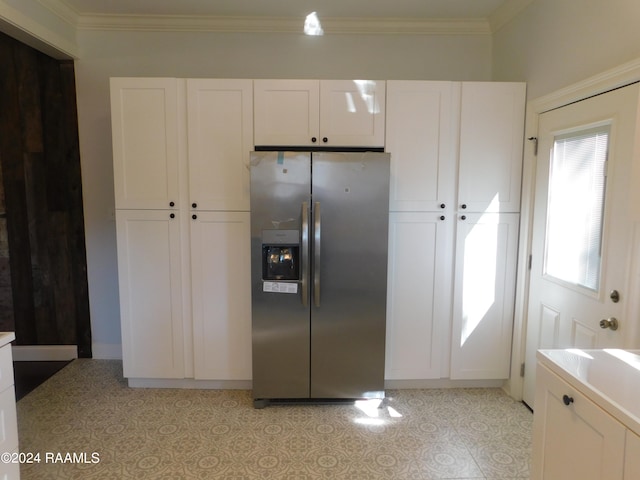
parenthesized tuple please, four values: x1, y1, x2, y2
(58, 0, 511, 20)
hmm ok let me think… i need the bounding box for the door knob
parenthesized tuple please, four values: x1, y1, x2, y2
(599, 317, 619, 331)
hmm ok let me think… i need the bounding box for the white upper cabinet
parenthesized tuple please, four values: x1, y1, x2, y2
(254, 79, 385, 147)
(187, 79, 253, 212)
(458, 82, 526, 213)
(386, 81, 456, 212)
(111, 78, 180, 210)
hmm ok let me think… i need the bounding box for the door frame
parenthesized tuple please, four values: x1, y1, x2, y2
(508, 57, 640, 401)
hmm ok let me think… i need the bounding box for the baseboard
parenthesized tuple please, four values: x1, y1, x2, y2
(128, 378, 252, 389)
(91, 343, 122, 360)
(12, 345, 78, 361)
(384, 378, 506, 389)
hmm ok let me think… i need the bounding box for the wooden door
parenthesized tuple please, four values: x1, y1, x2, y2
(0, 34, 90, 356)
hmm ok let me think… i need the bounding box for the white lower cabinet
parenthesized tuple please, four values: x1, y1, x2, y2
(532, 363, 628, 479)
(190, 212, 251, 381)
(385, 212, 453, 380)
(0, 338, 20, 480)
(449, 212, 520, 379)
(116, 210, 185, 379)
(117, 209, 252, 383)
(625, 430, 640, 479)
(0, 340, 19, 480)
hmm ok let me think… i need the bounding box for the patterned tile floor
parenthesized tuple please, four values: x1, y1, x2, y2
(17, 360, 532, 479)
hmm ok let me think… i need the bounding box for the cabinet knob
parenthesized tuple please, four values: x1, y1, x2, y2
(170, 213, 175, 219)
(440, 203, 446, 209)
(460, 215, 467, 220)
(322, 137, 328, 143)
(440, 216, 445, 221)
(192, 214, 197, 220)
(169, 201, 175, 207)
(461, 204, 467, 209)
(192, 203, 197, 209)
(311, 137, 317, 143)
(562, 394, 574, 406)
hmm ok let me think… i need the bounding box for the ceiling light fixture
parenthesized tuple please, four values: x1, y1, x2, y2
(304, 12, 324, 36)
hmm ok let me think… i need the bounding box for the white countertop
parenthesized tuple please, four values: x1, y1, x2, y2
(537, 348, 640, 436)
(0, 332, 15, 349)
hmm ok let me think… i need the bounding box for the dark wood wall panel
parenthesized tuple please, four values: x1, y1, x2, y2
(0, 32, 91, 357)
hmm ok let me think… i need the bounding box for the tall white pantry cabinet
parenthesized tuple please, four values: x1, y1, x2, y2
(385, 81, 525, 382)
(111, 78, 253, 383)
(112, 77, 525, 385)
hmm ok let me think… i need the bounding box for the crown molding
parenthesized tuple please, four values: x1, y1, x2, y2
(74, 14, 491, 35)
(36, 0, 79, 27)
(488, 0, 535, 33)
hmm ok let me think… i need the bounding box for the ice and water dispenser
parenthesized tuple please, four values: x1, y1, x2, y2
(261, 230, 300, 292)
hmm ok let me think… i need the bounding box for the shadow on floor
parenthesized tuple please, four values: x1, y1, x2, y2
(13, 361, 72, 401)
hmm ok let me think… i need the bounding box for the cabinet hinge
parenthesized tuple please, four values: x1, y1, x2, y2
(528, 136, 538, 156)
(528, 254, 532, 270)
(520, 363, 526, 377)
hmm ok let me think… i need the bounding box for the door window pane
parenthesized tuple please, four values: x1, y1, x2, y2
(544, 126, 609, 291)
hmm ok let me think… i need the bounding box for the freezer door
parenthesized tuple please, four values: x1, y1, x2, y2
(250, 152, 311, 399)
(310, 152, 390, 398)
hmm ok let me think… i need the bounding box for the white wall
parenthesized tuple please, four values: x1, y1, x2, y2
(492, 0, 640, 98)
(74, 29, 492, 358)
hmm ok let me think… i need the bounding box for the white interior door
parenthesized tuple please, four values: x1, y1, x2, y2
(523, 83, 640, 407)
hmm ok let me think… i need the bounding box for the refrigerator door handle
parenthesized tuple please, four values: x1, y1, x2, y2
(314, 201, 321, 307)
(301, 201, 309, 307)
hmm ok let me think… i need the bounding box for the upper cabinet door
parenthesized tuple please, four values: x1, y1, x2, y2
(458, 82, 526, 213)
(254, 79, 320, 146)
(111, 78, 180, 210)
(386, 81, 456, 211)
(319, 80, 386, 147)
(254, 79, 385, 147)
(187, 79, 253, 211)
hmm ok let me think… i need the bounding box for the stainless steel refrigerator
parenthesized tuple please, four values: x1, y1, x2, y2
(250, 150, 390, 408)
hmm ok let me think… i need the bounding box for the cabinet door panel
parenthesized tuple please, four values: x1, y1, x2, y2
(386, 81, 456, 211)
(625, 430, 640, 480)
(191, 212, 251, 380)
(450, 212, 519, 379)
(320, 80, 386, 147)
(111, 78, 180, 209)
(254, 79, 319, 146)
(187, 79, 253, 211)
(458, 82, 525, 213)
(532, 365, 625, 480)
(116, 210, 184, 378)
(386, 212, 453, 379)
